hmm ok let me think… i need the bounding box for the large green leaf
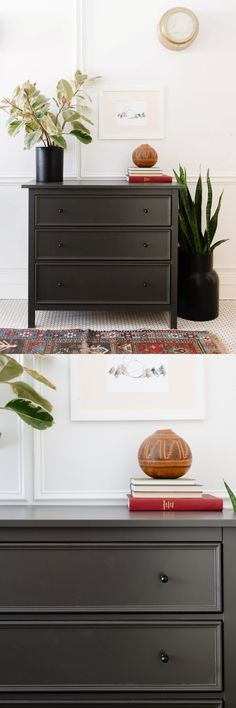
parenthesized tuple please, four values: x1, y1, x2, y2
(5, 399, 54, 430)
(70, 120, 90, 134)
(70, 129, 92, 144)
(10, 382, 52, 413)
(23, 365, 56, 390)
(56, 79, 73, 105)
(8, 120, 21, 136)
(62, 108, 81, 123)
(24, 129, 42, 149)
(223, 480, 236, 512)
(74, 70, 88, 86)
(0, 356, 23, 382)
(52, 134, 67, 149)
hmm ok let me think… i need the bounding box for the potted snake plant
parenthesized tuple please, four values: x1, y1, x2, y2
(0, 70, 99, 182)
(174, 165, 228, 321)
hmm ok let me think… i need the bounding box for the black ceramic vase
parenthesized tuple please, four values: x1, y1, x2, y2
(36, 146, 64, 183)
(178, 250, 219, 321)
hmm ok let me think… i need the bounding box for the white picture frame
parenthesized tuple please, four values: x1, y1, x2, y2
(70, 355, 204, 421)
(98, 86, 164, 140)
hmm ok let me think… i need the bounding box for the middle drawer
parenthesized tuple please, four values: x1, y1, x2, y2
(0, 543, 221, 612)
(35, 229, 171, 261)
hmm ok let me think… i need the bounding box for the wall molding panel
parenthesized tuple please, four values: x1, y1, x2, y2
(0, 420, 29, 503)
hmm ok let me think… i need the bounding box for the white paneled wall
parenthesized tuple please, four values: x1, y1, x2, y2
(0, 355, 236, 505)
(0, 0, 236, 296)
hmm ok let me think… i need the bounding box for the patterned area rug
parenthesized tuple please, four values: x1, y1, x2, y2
(0, 329, 228, 354)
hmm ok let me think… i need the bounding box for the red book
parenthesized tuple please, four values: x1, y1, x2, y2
(127, 175, 172, 183)
(128, 494, 223, 512)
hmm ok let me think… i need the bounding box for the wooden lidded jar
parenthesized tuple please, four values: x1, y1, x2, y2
(132, 144, 158, 168)
(138, 428, 192, 479)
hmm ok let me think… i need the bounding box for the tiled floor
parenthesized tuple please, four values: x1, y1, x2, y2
(0, 299, 236, 352)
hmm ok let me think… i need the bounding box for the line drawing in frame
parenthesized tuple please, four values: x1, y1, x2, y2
(99, 86, 164, 140)
(70, 355, 204, 421)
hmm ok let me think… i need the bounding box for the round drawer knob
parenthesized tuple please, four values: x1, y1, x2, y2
(160, 653, 169, 664)
(58, 208, 64, 214)
(160, 574, 169, 584)
(142, 281, 149, 287)
(57, 241, 63, 248)
(143, 208, 149, 214)
(56, 281, 63, 287)
(142, 242, 149, 248)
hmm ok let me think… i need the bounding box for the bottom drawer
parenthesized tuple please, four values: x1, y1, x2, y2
(0, 701, 224, 708)
(0, 621, 222, 691)
(35, 263, 170, 305)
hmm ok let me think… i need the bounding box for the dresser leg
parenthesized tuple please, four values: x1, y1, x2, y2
(28, 308, 35, 328)
(170, 310, 177, 329)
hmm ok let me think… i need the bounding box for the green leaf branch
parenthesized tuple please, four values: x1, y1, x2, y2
(174, 165, 228, 254)
(0, 70, 100, 150)
(0, 355, 55, 431)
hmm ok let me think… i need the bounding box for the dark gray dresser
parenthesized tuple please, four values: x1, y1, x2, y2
(22, 181, 180, 328)
(0, 506, 235, 708)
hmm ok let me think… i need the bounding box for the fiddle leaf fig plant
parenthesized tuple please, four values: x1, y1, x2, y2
(174, 165, 228, 254)
(0, 355, 55, 431)
(0, 70, 100, 149)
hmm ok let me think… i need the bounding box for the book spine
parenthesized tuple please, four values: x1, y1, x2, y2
(127, 175, 172, 183)
(128, 496, 223, 511)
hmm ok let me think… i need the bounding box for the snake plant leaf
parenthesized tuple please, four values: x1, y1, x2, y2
(209, 191, 223, 243)
(10, 381, 52, 413)
(23, 365, 56, 390)
(70, 129, 92, 144)
(223, 480, 236, 512)
(211, 238, 229, 250)
(206, 169, 213, 253)
(190, 201, 202, 253)
(178, 213, 195, 253)
(0, 356, 23, 382)
(195, 173, 202, 237)
(5, 399, 54, 430)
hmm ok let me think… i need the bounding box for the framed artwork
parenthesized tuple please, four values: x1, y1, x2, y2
(98, 86, 164, 139)
(70, 355, 204, 421)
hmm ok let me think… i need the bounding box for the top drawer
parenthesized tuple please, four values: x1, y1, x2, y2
(34, 194, 172, 227)
(0, 542, 221, 612)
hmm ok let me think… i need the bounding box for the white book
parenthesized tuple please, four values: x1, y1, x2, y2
(130, 484, 203, 493)
(130, 476, 198, 485)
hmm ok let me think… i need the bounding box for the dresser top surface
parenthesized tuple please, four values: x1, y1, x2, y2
(22, 180, 181, 190)
(0, 505, 235, 527)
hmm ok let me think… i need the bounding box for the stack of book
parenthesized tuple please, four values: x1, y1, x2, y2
(126, 166, 172, 184)
(128, 477, 223, 511)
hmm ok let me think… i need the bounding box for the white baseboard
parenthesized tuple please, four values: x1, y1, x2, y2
(0, 266, 236, 301)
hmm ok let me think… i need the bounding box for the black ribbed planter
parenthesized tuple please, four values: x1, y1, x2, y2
(178, 250, 219, 321)
(36, 146, 64, 183)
